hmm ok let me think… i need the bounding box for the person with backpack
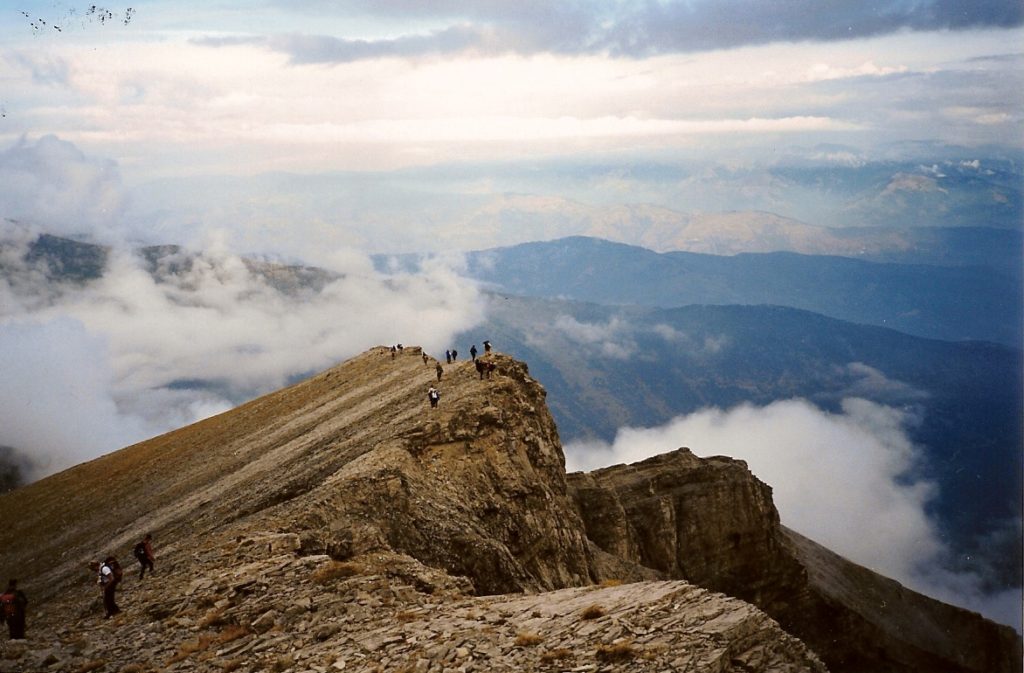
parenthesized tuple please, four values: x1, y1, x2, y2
(98, 557, 122, 618)
(133, 534, 155, 579)
(427, 386, 440, 408)
(470, 345, 478, 361)
(0, 579, 28, 639)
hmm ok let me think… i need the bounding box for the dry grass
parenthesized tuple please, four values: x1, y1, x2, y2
(217, 624, 250, 644)
(73, 661, 108, 673)
(118, 665, 149, 673)
(166, 635, 214, 665)
(580, 604, 605, 620)
(198, 606, 228, 629)
(598, 578, 624, 587)
(539, 647, 573, 663)
(595, 641, 636, 663)
(395, 610, 422, 623)
(312, 561, 365, 584)
(221, 659, 244, 672)
(272, 654, 295, 671)
(514, 632, 544, 647)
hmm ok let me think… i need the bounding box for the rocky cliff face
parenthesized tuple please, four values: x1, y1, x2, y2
(567, 449, 1022, 673)
(0, 348, 1017, 673)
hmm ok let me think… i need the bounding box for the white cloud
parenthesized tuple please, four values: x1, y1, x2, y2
(564, 398, 1020, 630)
(1, 224, 486, 480)
(552, 315, 636, 359)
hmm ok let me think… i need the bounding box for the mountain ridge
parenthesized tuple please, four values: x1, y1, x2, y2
(0, 347, 1018, 673)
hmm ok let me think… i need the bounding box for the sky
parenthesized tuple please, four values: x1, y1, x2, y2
(0, 1, 1021, 254)
(1, 0, 1021, 628)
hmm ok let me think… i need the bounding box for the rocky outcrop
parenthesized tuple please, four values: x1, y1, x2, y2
(0, 534, 827, 673)
(567, 448, 1022, 673)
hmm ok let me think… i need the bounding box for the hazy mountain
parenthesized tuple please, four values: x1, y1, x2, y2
(451, 196, 1023, 271)
(436, 236, 1021, 346)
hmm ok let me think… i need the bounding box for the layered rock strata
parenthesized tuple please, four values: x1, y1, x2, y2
(567, 449, 1022, 673)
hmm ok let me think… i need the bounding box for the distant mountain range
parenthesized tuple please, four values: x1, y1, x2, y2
(405, 235, 1021, 347)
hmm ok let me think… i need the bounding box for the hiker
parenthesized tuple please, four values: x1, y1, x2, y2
(98, 556, 122, 618)
(470, 345, 478, 361)
(0, 579, 27, 640)
(422, 352, 429, 365)
(435, 362, 443, 381)
(445, 350, 451, 364)
(475, 359, 486, 380)
(451, 349, 458, 361)
(427, 386, 440, 408)
(134, 534, 155, 579)
(483, 340, 492, 353)
(487, 361, 496, 379)
(391, 345, 397, 359)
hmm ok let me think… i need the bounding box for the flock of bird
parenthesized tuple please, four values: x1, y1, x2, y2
(4, 6, 135, 120)
(19, 4, 133, 34)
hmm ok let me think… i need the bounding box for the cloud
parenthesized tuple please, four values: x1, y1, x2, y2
(547, 315, 636, 359)
(0, 135, 127, 240)
(1, 220, 487, 483)
(237, 1, 1024, 62)
(194, 25, 492, 64)
(564, 398, 1020, 630)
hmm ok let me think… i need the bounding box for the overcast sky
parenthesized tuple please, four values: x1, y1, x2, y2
(1, 2, 1020, 237)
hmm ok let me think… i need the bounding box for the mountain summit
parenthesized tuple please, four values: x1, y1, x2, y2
(0, 348, 1018, 672)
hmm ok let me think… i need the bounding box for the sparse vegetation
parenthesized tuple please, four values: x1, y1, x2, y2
(217, 624, 250, 644)
(118, 665, 148, 673)
(580, 604, 605, 620)
(272, 654, 295, 671)
(313, 560, 365, 584)
(598, 578, 624, 587)
(540, 647, 573, 663)
(166, 635, 214, 664)
(395, 610, 421, 623)
(221, 660, 244, 673)
(198, 606, 228, 629)
(595, 640, 636, 663)
(73, 661, 108, 673)
(514, 632, 544, 647)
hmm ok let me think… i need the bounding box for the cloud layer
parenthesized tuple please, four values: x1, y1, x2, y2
(0, 136, 486, 480)
(208, 1, 1024, 62)
(564, 398, 1021, 630)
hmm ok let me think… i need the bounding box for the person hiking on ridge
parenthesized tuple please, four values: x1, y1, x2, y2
(427, 386, 440, 408)
(483, 340, 492, 353)
(134, 534, 155, 579)
(470, 345, 478, 361)
(98, 556, 122, 618)
(0, 579, 28, 640)
(475, 359, 486, 380)
(445, 350, 451, 364)
(435, 362, 443, 381)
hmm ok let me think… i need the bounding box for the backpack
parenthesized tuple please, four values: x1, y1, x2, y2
(0, 592, 16, 619)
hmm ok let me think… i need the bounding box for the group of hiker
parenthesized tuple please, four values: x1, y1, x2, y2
(429, 340, 496, 408)
(0, 533, 154, 640)
(93, 534, 155, 621)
